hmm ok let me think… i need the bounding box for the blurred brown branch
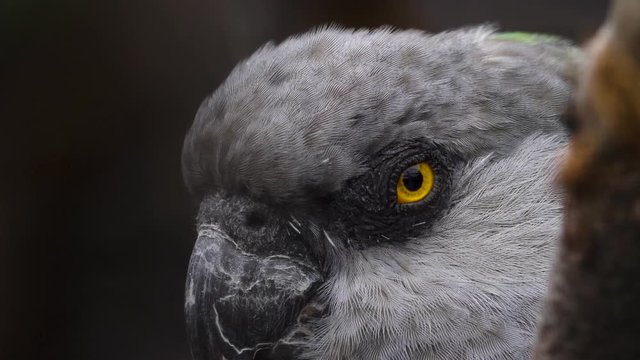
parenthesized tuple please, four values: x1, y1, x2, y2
(535, 0, 640, 359)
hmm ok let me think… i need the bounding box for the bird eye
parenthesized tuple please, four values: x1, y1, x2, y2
(396, 162, 434, 204)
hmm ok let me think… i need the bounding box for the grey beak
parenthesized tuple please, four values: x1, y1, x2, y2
(185, 225, 323, 360)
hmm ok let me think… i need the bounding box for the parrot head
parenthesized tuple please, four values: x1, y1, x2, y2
(182, 26, 579, 360)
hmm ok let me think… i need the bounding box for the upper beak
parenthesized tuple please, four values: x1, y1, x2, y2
(185, 224, 323, 360)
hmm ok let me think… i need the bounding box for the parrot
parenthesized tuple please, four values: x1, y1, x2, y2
(181, 26, 580, 360)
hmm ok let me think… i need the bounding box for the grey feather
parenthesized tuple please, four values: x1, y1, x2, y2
(182, 26, 574, 201)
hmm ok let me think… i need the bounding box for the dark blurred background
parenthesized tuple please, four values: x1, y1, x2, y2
(1, 1, 608, 359)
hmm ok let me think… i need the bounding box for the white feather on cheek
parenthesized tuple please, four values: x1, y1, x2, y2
(306, 134, 565, 360)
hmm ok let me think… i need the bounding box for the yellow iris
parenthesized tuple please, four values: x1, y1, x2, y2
(396, 162, 434, 204)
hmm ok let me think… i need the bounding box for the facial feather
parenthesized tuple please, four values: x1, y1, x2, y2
(306, 134, 565, 359)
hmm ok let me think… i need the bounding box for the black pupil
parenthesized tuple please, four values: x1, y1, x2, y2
(402, 166, 423, 191)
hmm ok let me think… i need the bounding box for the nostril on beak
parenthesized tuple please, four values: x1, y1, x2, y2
(245, 210, 266, 228)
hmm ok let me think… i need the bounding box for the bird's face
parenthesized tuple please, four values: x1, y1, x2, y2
(182, 27, 576, 360)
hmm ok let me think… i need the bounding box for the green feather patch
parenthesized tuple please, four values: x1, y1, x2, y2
(493, 31, 564, 44)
